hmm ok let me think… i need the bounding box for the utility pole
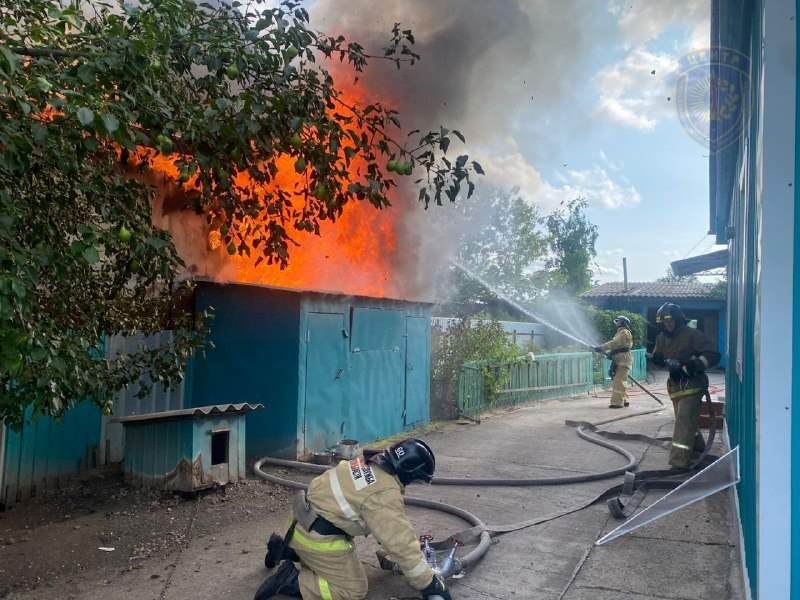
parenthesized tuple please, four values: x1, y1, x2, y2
(623, 257, 629, 292)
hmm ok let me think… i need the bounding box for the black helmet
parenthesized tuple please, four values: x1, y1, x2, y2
(382, 438, 435, 485)
(656, 302, 686, 325)
(613, 315, 631, 329)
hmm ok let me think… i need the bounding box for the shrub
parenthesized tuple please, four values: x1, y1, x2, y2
(432, 318, 519, 409)
(588, 308, 645, 348)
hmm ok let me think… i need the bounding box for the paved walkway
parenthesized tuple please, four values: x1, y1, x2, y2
(10, 372, 745, 600)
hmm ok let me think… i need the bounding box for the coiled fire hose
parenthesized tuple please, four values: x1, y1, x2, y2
(252, 407, 679, 576)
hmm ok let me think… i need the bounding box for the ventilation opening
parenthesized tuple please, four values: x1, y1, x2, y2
(211, 431, 229, 466)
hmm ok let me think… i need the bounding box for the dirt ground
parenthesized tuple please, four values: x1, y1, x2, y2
(0, 468, 292, 599)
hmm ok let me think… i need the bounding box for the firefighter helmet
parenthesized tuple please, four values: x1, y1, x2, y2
(656, 302, 686, 325)
(382, 438, 436, 485)
(613, 315, 631, 329)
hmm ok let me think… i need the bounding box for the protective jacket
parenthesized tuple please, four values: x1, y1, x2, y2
(601, 328, 633, 368)
(653, 324, 720, 468)
(306, 457, 434, 591)
(653, 325, 720, 394)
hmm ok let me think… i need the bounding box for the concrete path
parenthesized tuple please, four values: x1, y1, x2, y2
(11, 372, 745, 600)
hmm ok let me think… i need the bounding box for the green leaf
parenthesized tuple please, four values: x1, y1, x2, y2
(10, 278, 26, 299)
(226, 243, 237, 255)
(145, 236, 170, 249)
(82, 246, 100, 264)
(31, 123, 47, 144)
(77, 64, 95, 84)
(30, 347, 48, 362)
(77, 107, 95, 126)
(35, 77, 52, 92)
(0, 46, 19, 76)
(472, 161, 485, 175)
(101, 113, 119, 133)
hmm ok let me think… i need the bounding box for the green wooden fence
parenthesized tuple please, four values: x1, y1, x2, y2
(600, 348, 648, 385)
(457, 352, 594, 419)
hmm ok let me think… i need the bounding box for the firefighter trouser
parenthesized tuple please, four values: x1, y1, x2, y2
(668, 383, 706, 468)
(288, 524, 368, 600)
(610, 364, 630, 407)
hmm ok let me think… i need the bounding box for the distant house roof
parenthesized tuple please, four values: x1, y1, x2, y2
(582, 281, 722, 300)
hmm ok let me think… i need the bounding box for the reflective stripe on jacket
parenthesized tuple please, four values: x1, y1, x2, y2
(305, 458, 434, 590)
(601, 328, 633, 368)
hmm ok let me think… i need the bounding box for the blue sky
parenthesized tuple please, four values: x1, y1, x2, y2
(311, 1, 720, 284)
(482, 1, 719, 283)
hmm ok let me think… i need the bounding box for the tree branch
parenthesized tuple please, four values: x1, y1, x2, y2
(10, 46, 82, 58)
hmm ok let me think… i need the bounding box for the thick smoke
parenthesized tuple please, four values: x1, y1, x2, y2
(313, 1, 594, 144)
(312, 1, 597, 300)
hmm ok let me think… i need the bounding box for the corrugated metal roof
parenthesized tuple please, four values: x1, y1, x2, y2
(191, 278, 435, 306)
(581, 281, 721, 300)
(113, 403, 263, 424)
(670, 249, 728, 276)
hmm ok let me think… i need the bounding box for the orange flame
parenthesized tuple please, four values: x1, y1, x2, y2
(146, 88, 404, 299)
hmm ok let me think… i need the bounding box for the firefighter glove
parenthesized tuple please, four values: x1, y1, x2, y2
(421, 574, 452, 600)
(592, 345, 604, 353)
(651, 352, 666, 367)
(664, 358, 687, 380)
(684, 357, 705, 375)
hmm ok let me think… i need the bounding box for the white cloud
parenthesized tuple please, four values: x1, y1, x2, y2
(595, 1, 710, 131)
(598, 150, 623, 172)
(608, 0, 710, 47)
(593, 261, 623, 284)
(660, 249, 683, 259)
(600, 248, 625, 256)
(479, 152, 641, 211)
(594, 49, 678, 131)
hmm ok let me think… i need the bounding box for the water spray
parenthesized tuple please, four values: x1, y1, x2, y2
(449, 260, 663, 406)
(449, 261, 596, 347)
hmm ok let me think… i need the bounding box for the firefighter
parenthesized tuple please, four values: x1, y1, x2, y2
(651, 303, 720, 469)
(255, 438, 452, 600)
(594, 316, 634, 409)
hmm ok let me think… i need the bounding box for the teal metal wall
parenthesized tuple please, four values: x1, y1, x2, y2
(298, 294, 432, 453)
(1, 401, 102, 507)
(793, 1, 800, 595)
(189, 283, 301, 459)
(188, 283, 432, 459)
(712, 0, 759, 594)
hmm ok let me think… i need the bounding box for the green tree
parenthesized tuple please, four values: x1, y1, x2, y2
(0, 0, 480, 426)
(657, 268, 699, 283)
(455, 190, 546, 303)
(542, 198, 598, 294)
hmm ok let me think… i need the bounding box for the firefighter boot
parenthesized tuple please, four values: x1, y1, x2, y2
(254, 561, 302, 600)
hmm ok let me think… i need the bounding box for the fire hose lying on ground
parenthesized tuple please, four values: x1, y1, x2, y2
(253, 398, 719, 583)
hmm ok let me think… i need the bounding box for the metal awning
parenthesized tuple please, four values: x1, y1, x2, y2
(113, 403, 263, 424)
(670, 249, 729, 276)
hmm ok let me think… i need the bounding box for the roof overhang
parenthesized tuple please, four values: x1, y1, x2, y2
(670, 249, 729, 276)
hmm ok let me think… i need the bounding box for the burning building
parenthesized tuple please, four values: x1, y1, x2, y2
(182, 281, 432, 459)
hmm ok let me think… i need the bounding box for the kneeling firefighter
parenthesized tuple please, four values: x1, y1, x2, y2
(594, 316, 634, 409)
(255, 438, 452, 600)
(651, 303, 720, 469)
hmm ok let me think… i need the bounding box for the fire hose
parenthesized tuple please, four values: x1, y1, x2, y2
(253, 405, 717, 579)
